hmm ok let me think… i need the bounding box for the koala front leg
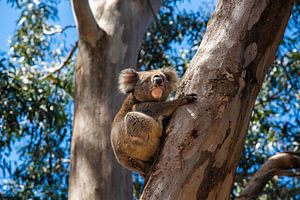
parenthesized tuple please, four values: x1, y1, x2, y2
(135, 94, 197, 119)
(125, 112, 163, 142)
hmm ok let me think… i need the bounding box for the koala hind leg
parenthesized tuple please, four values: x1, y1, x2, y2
(125, 112, 163, 141)
(124, 112, 163, 174)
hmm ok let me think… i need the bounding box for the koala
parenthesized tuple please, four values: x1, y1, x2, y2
(111, 68, 197, 177)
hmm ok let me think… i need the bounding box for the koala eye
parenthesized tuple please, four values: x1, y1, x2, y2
(152, 75, 163, 85)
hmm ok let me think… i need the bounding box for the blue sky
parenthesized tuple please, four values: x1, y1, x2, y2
(0, 1, 76, 51)
(0, 0, 217, 52)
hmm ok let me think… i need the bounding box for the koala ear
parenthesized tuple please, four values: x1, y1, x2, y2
(162, 67, 179, 91)
(118, 68, 139, 94)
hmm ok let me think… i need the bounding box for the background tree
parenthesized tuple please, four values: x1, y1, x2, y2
(68, 0, 163, 199)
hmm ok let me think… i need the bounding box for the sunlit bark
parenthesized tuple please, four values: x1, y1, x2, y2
(141, 0, 293, 199)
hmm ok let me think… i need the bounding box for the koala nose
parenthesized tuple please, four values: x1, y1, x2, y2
(153, 75, 162, 85)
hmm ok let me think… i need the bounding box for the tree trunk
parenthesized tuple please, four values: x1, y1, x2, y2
(68, 1, 161, 200)
(141, 0, 293, 199)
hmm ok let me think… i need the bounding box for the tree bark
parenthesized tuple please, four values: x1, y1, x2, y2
(238, 152, 300, 200)
(141, 0, 294, 199)
(68, 1, 161, 200)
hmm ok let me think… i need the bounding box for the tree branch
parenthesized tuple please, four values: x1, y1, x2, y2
(276, 168, 300, 177)
(146, 0, 159, 24)
(40, 42, 78, 80)
(238, 152, 300, 200)
(45, 25, 76, 36)
(71, 0, 104, 46)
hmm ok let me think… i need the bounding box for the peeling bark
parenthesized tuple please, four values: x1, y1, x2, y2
(140, 0, 294, 199)
(68, 1, 162, 200)
(238, 152, 300, 200)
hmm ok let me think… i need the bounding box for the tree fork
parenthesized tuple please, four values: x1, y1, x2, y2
(141, 0, 294, 199)
(238, 152, 300, 200)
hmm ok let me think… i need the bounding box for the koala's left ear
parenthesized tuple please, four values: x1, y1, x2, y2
(162, 67, 179, 91)
(118, 68, 139, 94)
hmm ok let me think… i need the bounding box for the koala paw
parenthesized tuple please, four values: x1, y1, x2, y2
(181, 93, 197, 104)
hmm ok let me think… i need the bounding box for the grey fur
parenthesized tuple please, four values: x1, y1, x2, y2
(111, 68, 197, 177)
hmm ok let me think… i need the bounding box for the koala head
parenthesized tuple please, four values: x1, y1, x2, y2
(118, 68, 179, 101)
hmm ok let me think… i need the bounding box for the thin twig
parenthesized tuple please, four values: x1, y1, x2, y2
(146, 0, 159, 23)
(45, 25, 76, 35)
(255, 64, 288, 107)
(276, 168, 300, 177)
(135, 61, 143, 71)
(146, 0, 163, 34)
(138, 0, 163, 71)
(40, 41, 78, 80)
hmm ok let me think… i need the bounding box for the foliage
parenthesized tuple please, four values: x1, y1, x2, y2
(233, 52, 300, 199)
(232, 3, 300, 199)
(137, 0, 209, 76)
(0, 0, 74, 199)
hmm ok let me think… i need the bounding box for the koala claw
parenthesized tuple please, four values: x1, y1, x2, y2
(182, 93, 198, 104)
